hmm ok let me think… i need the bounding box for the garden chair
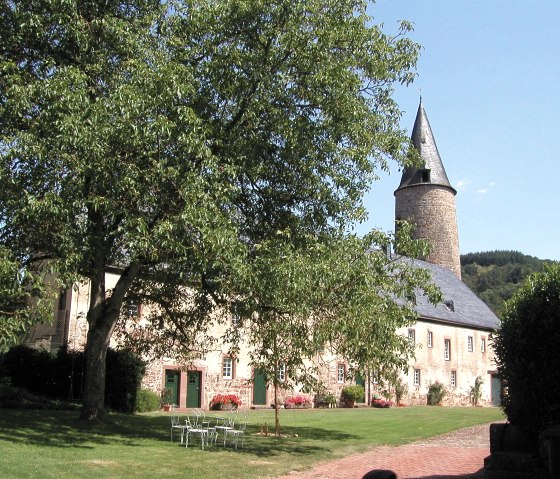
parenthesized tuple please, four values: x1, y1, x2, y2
(214, 409, 236, 440)
(170, 416, 183, 442)
(184, 416, 209, 449)
(223, 411, 247, 449)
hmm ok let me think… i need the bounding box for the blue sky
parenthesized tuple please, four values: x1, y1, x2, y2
(354, 1, 560, 261)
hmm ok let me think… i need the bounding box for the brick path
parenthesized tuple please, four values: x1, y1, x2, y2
(275, 429, 489, 479)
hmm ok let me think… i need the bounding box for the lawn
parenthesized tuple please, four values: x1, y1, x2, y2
(0, 406, 503, 479)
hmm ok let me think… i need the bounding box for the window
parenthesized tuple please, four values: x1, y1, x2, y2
(481, 337, 486, 353)
(222, 357, 234, 380)
(467, 336, 474, 352)
(231, 313, 240, 325)
(444, 339, 451, 361)
(408, 329, 416, 346)
(421, 169, 431, 183)
(427, 331, 433, 348)
(124, 300, 140, 319)
(337, 364, 346, 383)
(277, 363, 286, 383)
(444, 300, 455, 312)
(451, 370, 457, 387)
(413, 369, 421, 386)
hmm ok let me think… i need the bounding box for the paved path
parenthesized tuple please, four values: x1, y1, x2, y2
(275, 423, 491, 479)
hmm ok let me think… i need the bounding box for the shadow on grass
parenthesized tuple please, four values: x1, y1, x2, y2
(0, 409, 357, 458)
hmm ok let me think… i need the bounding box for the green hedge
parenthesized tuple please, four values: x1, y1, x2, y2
(1, 345, 145, 413)
(494, 264, 560, 438)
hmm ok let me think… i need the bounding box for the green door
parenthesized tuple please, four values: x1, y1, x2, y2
(253, 369, 267, 405)
(491, 375, 501, 406)
(186, 371, 201, 408)
(355, 372, 365, 388)
(165, 370, 180, 406)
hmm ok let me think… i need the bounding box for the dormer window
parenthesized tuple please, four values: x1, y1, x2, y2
(444, 300, 455, 312)
(421, 169, 431, 183)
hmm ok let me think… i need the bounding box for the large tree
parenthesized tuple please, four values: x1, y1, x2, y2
(1, 0, 424, 420)
(0, 246, 54, 351)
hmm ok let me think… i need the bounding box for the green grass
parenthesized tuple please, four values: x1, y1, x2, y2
(0, 407, 503, 479)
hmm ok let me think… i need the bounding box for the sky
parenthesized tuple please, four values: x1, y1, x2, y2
(352, 1, 560, 261)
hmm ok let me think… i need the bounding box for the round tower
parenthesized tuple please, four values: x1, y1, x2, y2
(394, 100, 461, 279)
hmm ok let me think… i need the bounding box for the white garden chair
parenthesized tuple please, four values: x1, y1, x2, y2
(223, 411, 247, 449)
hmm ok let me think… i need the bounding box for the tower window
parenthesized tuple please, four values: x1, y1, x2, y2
(421, 169, 431, 183)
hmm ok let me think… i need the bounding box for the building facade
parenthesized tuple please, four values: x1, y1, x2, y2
(27, 100, 500, 409)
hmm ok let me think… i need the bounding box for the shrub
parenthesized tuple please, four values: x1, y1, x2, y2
(427, 381, 446, 405)
(393, 378, 408, 406)
(469, 376, 483, 406)
(135, 389, 161, 413)
(341, 385, 365, 402)
(284, 394, 312, 408)
(494, 264, 560, 438)
(209, 393, 241, 410)
(105, 348, 146, 413)
(2, 345, 145, 413)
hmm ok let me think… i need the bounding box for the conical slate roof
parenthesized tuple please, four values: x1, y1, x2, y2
(397, 100, 456, 194)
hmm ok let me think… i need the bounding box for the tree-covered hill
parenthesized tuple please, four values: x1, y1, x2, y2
(461, 250, 554, 317)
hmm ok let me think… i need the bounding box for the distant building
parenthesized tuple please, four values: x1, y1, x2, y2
(27, 100, 500, 408)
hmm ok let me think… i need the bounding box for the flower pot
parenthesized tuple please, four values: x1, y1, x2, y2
(220, 403, 237, 411)
(163, 404, 172, 412)
(344, 399, 355, 408)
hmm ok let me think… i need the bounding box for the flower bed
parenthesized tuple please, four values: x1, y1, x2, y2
(371, 398, 393, 408)
(209, 393, 241, 410)
(284, 394, 312, 409)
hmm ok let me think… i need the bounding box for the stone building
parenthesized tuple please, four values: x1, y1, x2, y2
(26, 100, 500, 409)
(392, 100, 499, 406)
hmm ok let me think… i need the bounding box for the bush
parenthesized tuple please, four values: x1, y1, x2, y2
(105, 348, 146, 413)
(341, 385, 365, 402)
(2, 345, 145, 413)
(494, 264, 560, 438)
(427, 381, 446, 405)
(135, 389, 161, 413)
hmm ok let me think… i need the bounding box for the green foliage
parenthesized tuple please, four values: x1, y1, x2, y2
(341, 385, 365, 402)
(135, 389, 161, 413)
(0, 247, 54, 351)
(493, 263, 560, 437)
(427, 381, 447, 406)
(461, 250, 550, 316)
(105, 349, 146, 413)
(0, 0, 422, 418)
(469, 376, 483, 407)
(393, 378, 408, 406)
(2, 345, 144, 413)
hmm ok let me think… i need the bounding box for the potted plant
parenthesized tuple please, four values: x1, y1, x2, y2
(209, 393, 242, 410)
(371, 395, 393, 408)
(341, 385, 365, 408)
(161, 387, 174, 411)
(284, 394, 312, 409)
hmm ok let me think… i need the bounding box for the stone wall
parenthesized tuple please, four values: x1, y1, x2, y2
(395, 184, 461, 279)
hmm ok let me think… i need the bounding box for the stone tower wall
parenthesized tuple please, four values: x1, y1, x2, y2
(395, 184, 461, 279)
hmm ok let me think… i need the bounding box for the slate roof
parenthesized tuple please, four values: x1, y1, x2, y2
(397, 100, 456, 194)
(399, 256, 499, 331)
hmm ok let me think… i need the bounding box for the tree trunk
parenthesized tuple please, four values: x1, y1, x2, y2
(79, 258, 140, 420)
(80, 313, 114, 420)
(274, 381, 281, 435)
